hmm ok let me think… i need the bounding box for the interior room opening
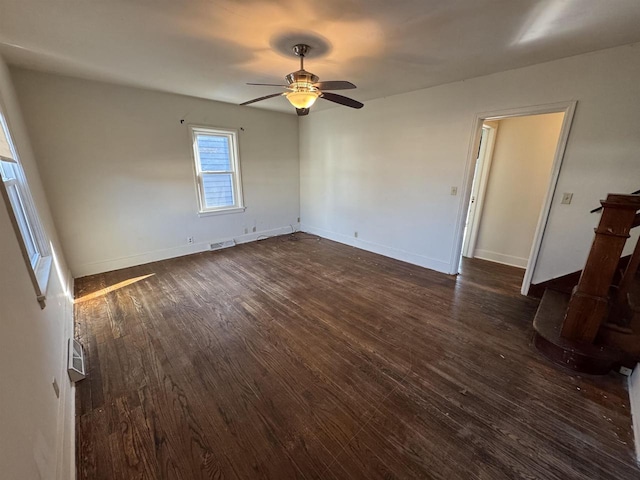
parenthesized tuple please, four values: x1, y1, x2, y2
(459, 111, 566, 294)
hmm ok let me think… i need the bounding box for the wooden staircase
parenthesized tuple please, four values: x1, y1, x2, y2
(533, 193, 640, 374)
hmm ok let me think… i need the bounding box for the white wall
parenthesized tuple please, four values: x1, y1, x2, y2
(474, 113, 564, 268)
(299, 43, 640, 284)
(11, 69, 300, 277)
(0, 55, 75, 480)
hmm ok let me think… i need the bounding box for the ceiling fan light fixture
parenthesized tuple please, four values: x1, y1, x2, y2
(286, 90, 319, 109)
(242, 43, 362, 113)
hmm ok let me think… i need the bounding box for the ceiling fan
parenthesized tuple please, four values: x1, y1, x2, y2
(240, 44, 364, 116)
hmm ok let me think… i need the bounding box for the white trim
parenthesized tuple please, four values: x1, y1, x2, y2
(450, 100, 577, 295)
(0, 115, 50, 258)
(473, 249, 527, 269)
(0, 112, 52, 307)
(73, 225, 295, 277)
(188, 124, 245, 214)
(197, 206, 246, 217)
(301, 224, 451, 273)
(34, 254, 52, 296)
(462, 124, 498, 258)
(629, 364, 640, 463)
(520, 102, 577, 294)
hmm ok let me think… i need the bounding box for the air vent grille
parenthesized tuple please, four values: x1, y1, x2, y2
(67, 338, 86, 383)
(210, 240, 236, 251)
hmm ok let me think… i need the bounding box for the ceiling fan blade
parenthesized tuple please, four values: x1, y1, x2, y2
(313, 81, 356, 90)
(296, 108, 310, 116)
(247, 83, 288, 87)
(240, 93, 283, 106)
(319, 92, 363, 109)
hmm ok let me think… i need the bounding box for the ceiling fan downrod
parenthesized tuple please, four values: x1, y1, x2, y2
(293, 44, 310, 70)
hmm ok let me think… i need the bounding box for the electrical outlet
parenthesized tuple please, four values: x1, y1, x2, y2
(187, 236, 194, 244)
(450, 186, 458, 196)
(252, 226, 256, 232)
(297, 217, 300, 223)
(561, 192, 573, 204)
(52, 377, 60, 399)
(620, 366, 633, 376)
(354, 231, 358, 238)
(244, 227, 248, 234)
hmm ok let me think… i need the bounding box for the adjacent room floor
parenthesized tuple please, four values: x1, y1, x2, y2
(74, 233, 638, 479)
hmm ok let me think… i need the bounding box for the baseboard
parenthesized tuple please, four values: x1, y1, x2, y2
(629, 364, 640, 463)
(300, 224, 451, 274)
(473, 249, 528, 268)
(73, 225, 296, 278)
(235, 226, 296, 245)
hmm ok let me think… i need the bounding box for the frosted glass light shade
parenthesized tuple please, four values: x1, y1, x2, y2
(286, 91, 319, 109)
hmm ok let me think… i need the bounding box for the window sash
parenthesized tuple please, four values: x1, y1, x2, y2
(0, 113, 51, 308)
(190, 126, 243, 213)
(199, 171, 237, 209)
(5, 182, 40, 267)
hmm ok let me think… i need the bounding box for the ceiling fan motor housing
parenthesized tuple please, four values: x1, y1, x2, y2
(285, 70, 320, 87)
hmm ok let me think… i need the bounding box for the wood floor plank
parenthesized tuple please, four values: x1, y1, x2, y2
(77, 407, 115, 480)
(74, 234, 639, 479)
(107, 395, 156, 480)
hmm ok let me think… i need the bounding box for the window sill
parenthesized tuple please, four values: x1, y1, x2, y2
(34, 255, 52, 309)
(198, 207, 246, 218)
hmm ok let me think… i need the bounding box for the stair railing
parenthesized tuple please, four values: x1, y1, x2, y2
(609, 222, 640, 326)
(561, 194, 640, 343)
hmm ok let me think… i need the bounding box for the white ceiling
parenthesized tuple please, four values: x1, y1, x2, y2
(1, 0, 640, 114)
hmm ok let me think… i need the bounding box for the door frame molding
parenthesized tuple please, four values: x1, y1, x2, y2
(462, 123, 498, 258)
(450, 100, 577, 295)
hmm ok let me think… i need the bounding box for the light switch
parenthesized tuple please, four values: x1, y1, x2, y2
(450, 186, 458, 196)
(561, 193, 573, 204)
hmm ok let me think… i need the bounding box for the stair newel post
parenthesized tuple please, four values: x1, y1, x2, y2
(561, 195, 640, 343)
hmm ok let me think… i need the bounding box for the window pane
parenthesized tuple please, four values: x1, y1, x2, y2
(197, 134, 231, 171)
(202, 173, 234, 209)
(7, 184, 39, 265)
(0, 159, 17, 180)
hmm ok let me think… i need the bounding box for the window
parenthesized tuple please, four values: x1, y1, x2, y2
(190, 126, 244, 215)
(0, 113, 51, 308)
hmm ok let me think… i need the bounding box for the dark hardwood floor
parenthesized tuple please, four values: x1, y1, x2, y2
(458, 256, 526, 296)
(74, 233, 638, 479)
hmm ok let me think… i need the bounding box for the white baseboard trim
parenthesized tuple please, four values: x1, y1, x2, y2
(300, 224, 451, 274)
(629, 364, 640, 463)
(235, 225, 296, 245)
(73, 225, 296, 277)
(473, 249, 528, 269)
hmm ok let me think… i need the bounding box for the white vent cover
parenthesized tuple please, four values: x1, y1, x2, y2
(210, 239, 236, 251)
(67, 338, 86, 382)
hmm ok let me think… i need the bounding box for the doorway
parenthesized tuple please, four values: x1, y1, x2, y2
(452, 102, 577, 295)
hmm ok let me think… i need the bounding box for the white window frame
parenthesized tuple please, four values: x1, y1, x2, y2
(0, 113, 51, 308)
(189, 125, 245, 216)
